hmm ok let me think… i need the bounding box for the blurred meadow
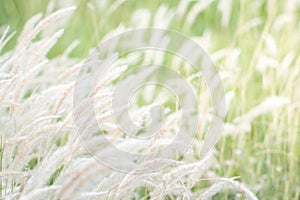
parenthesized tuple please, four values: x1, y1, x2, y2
(0, 0, 299, 199)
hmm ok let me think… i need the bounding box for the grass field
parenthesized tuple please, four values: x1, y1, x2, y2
(0, 0, 299, 199)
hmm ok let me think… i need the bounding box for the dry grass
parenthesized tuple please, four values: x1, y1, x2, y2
(0, 0, 299, 199)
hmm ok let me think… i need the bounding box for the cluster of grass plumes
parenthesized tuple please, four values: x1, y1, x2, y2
(1, 0, 300, 199)
(0, 8, 258, 199)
